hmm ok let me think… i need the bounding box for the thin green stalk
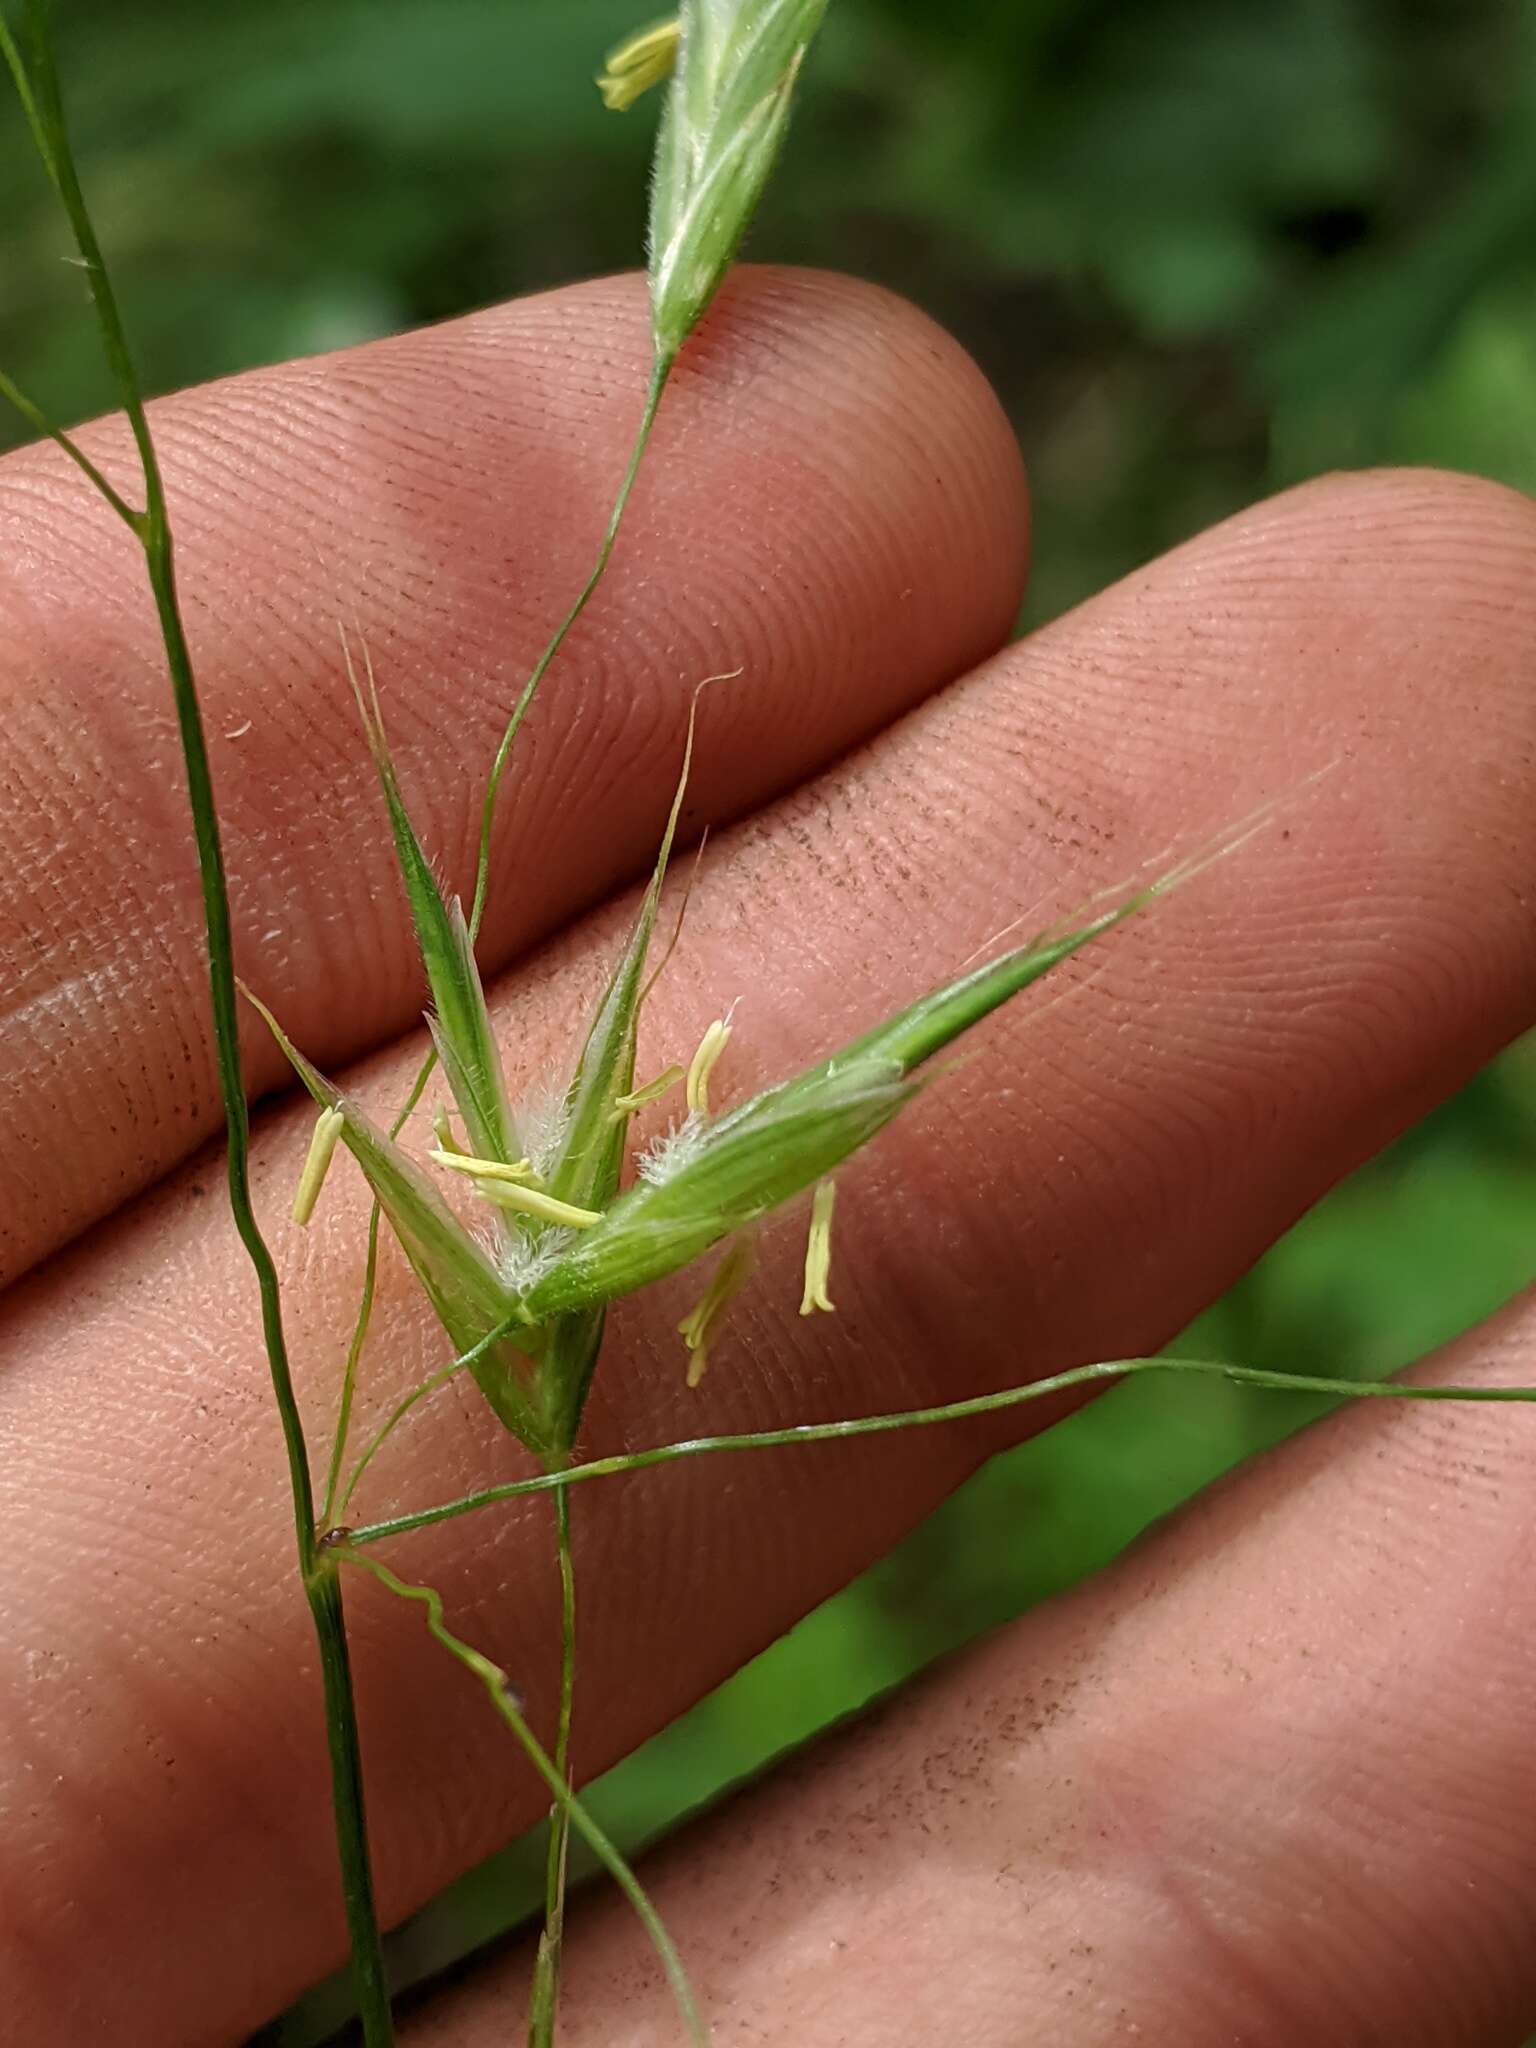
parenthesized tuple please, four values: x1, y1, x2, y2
(347, 1552, 706, 2048)
(336, 1347, 475, 1526)
(3, 15, 394, 2037)
(334, 350, 676, 1494)
(528, 1483, 578, 2048)
(13, 0, 321, 1569)
(343, 1353, 1536, 1549)
(322, 1205, 383, 1527)
(309, 1564, 393, 2033)
(0, 8, 44, 164)
(141, 490, 399, 2043)
(152, 474, 398, 2044)
(467, 350, 673, 944)
(365, 346, 674, 1153)
(0, 364, 141, 525)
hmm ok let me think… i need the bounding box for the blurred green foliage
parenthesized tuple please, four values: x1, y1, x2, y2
(5, 0, 1535, 2037)
(9, 0, 1536, 624)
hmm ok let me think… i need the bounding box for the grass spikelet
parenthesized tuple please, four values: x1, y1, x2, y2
(529, 1052, 915, 1319)
(648, 0, 829, 358)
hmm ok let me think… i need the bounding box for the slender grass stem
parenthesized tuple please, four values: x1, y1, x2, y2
(0, 10, 45, 164)
(3, 14, 395, 2036)
(334, 349, 676, 1508)
(12, 0, 319, 1580)
(467, 350, 673, 945)
(528, 1483, 578, 2048)
(363, 348, 675, 1176)
(347, 1552, 705, 2048)
(344, 1354, 1536, 1549)
(323, 1205, 383, 1527)
(308, 1564, 393, 2033)
(336, 1348, 473, 1525)
(0, 365, 141, 525)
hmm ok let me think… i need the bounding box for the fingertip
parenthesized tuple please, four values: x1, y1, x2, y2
(669, 264, 1032, 637)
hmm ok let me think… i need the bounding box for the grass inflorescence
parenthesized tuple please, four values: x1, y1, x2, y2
(6, 5, 1535, 2044)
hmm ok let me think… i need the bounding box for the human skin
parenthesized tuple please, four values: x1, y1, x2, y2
(2, 267, 1535, 2047)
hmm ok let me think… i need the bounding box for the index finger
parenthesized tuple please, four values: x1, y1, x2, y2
(0, 265, 1027, 1284)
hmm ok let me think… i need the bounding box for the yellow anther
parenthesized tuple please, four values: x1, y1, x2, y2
(685, 1014, 734, 1117)
(597, 16, 680, 111)
(677, 1239, 754, 1387)
(431, 1147, 538, 1186)
(432, 1105, 463, 1155)
(799, 1178, 837, 1316)
(475, 1182, 605, 1229)
(430, 1148, 602, 1229)
(292, 1106, 345, 1227)
(611, 1063, 686, 1121)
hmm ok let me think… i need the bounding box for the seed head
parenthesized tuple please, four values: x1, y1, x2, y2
(648, 0, 830, 358)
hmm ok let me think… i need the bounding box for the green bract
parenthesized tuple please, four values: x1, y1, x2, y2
(243, 990, 548, 1448)
(349, 648, 520, 1170)
(649, 0, 829, 359)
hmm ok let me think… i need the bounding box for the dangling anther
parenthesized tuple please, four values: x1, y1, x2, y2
(685, 1011, 735, 1117)
(292, 1106, 345, 1227)
(677, 1238, 755, 1387)
(799, 1178, 837, 1317)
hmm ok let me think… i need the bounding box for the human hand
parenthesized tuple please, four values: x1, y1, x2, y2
(3, 268, 1534, 2046)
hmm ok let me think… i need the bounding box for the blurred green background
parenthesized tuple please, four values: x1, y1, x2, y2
(6, 1, 1536, 2037)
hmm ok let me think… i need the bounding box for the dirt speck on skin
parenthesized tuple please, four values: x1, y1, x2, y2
(997, 1668, 1085, 1746)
